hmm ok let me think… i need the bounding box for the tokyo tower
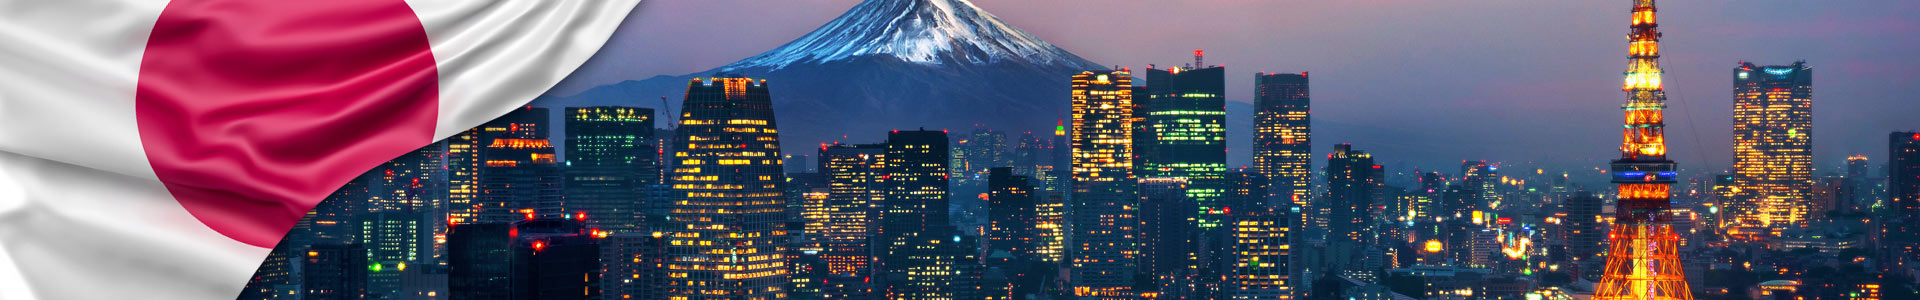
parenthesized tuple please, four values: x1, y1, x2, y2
(1594, 0, 1694, 299)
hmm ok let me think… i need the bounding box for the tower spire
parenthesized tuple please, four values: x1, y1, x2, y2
(1594, 0, 1694, 299)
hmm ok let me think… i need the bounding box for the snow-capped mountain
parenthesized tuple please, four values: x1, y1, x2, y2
(538, 0, 1106, 153)
(719, 0, 1101, 70)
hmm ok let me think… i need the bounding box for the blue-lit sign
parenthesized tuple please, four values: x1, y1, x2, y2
(1619, 171, 1646, 177)
(1763, 68, 1793, 75)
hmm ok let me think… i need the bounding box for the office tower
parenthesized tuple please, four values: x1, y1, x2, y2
(1225, 168, 1272, 211)
(1254, 72, 1312, 209)
(359, 211, 430, 298)
(880, 129, 961, 299)
(666, 77, 790, 300)
(1036, 191, 1068, 263)
(1729, 60, 1814, 234)
(1131, 85, 1154, 179)
(1888, 132, 1920, 270)
(1141, 54, 1229, 230)
(1565, 191, 1607, 280)
(603, 233, 667, 300)
(310, 173, 369, 245)
(476, 107, 564, 223)
(565, 106, 657, 233)
(988, 167, 1037, 258)
(1137, 177, 1194, 280)
(1070, 70, 1140, 299)
(305, 243, 370, 300)
(786, 173, 827, 241)
(370, 142, 450, 267)
(508, 218, 602, 300)
(449, 127, 485, 227)
(818, 142, 884, 277)
(1594, 1, 1694, 298)
(1230, 207, 1292, 300)
(447, 222, 512, 300)
(1845, 155, 1873, 212)
(1324, 144, 1380, 280)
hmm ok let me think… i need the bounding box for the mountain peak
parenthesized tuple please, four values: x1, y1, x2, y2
(719, 0, 1100, 71)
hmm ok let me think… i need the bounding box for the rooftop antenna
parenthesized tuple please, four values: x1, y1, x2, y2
(1194, 49, 1204, 68)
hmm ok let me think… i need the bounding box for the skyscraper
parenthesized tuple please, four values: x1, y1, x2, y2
(879, 129, 963, 299)
(1136, 177, 1194, 280)
(476, 107, 563, 223)
(359, 210, 430, 298)
(1845, 155, 1873, 212)
(665, 77, 789, 300)
(1887, 132, 1920, 270)
(1141, 56, 1229, 230)
(564, 106, 657, 233)
(1229, 207, 1291, 300)
(988, 167, 1037, 259)
(1593, 1, 1693, 298)
(602, 232, 667, 300)
(1069, 70, 1139, 299)
(1729, 60, 1814, 234)
(1324, 143, 1380, 280)
(817, 142, 885, 277)
(1254, 72, 1311, 209)
(1564, 191, 1606, 280)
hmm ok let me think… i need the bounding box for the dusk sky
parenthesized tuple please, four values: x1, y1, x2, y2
(549, 0, 1919, 178)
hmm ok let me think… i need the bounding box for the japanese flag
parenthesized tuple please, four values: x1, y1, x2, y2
(0, 0, 640, 298)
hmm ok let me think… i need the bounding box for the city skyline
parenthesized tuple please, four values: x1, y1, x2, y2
(234, 1, 1920, 300)
(554, 0, 1920, 173)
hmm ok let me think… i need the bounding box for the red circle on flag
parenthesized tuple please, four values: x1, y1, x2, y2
(135, 0, 440, 247)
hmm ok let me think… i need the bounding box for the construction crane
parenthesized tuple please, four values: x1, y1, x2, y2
(660, 96, 676, 130)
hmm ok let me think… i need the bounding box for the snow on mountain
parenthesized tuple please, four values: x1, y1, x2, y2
(719, 0, 1102, 71)
(538, 0, 1106, 155)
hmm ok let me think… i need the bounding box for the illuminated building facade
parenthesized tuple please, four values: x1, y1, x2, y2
(565, 106, 658, 233)
(1069, 70, 1139, 299)
(358, 211, 429, 298)
(1461, 161, 1500, 211)
(988, 167, 1037, 259)
(817, 142, 884, 277)
(1035, 192, 1067, 263)
(1888, 132, 1920, 270)
(476, 107, 564, 223)
(1253, 72, 1311, 209)
(370, 142, 448, 266)
(1324, 144, 1380, 280)
(1141, 59, 1229, 230)
(879, 129, 962, 299)
(665, 77, 790, 300)
(449, 126, 485, 227)
(1229, 207, 1291, 300)
(1730, 60, 1814, 233)
(603, 233, 667, 300)
(1593, 1, 1694, 298)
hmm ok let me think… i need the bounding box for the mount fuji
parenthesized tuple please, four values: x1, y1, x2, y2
(537, 0, 1106, 152)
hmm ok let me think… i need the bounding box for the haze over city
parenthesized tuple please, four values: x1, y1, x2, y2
(555, 0, 1920, 174)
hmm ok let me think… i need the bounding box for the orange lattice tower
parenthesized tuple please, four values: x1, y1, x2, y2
(1594, 0, 1694, 299)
